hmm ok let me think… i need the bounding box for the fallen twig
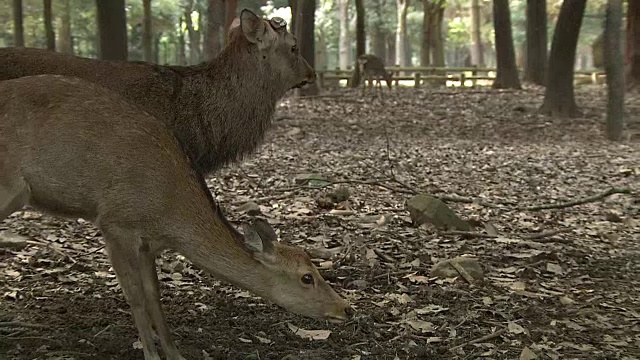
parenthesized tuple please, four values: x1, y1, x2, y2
(449, 327, 507, 352)
(521, 229, 568, 240)
(524, 187, 632, 211)
(230, 192, 294, 206)
(440, 231, 498, 239)
(0, 321, 48, 329)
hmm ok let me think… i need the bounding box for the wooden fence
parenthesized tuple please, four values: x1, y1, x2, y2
(316, 66, 606, 88)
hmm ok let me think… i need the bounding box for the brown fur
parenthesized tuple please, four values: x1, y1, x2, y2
(0, 10, 314, 175)
(0, 75, 349, 360)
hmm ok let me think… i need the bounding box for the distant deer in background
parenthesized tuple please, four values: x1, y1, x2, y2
(357, 54, 393, 95)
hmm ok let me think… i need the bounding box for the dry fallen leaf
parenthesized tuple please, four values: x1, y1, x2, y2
(287, 323, 331, 341)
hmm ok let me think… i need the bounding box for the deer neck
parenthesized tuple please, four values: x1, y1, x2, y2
(174, 48, 286, 174)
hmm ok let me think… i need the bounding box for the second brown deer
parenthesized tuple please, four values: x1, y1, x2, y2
(0, 75, 352, 360)
(358, 54, 393, 95)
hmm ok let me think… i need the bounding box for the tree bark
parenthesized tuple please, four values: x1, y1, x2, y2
(470, 0, 484, 66)
(143, 0, 153, 62)
(204, 0, 224, 59)
(224, 0, 238, 44)
(540, 0, 586, 117)
(492, 0, 521, 89)
(295, 0, 317, 96)
(422, 1, 445, 67)
(178, 16, 187, 65)
(96, 0, 128, 61)
(289, 0, 298, 35)
(350, 0, 366, 87)
(184, 0, 201, 64)
(371, 0, 386, 60)
(396, 0, 409, 67)
(431, 5, 445, 67)
(58, 0, 73, 54)
(12, 0, 24, 47)
(338, 0, 350, 70)
(605, 0, 624, 140)
(44, 0, 55, 51)
(627, 0, 640, 89)
(524, 0, 547, 85)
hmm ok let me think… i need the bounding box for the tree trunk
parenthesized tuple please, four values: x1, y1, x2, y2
(143, 0, 153, 62)
(470, 0, 484, 66)
(350, 0, 366, 87)
(184, 1, 200, 64)
(540, 0, 586, 117)
(295, 0, 317, 96)
(224, 0, 238, 44)
(387, 33, 396, 66)
(524, 0, 547, 85)
(338, 0, 350, 70)
(58, 0, 73, 54)
(43, 0, 55, 51)
(605, 0, 624, 140)
(204, 0, 223, 59)
(430, 3, 445, 67)
(627, 0, 640, 89)
(96, 0, 128, 61)
(289, 0, 298, 35)
(12, 0, 24, 47)
(396, 0, 408, 67)
(178, 16, 187, 65)
(371, 0, 386, 60)
(421, 0, 434, 66)
(492, 0, 521, 89)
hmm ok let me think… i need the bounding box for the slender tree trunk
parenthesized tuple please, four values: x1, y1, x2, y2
(470, 0, 484, 66)
(350, 0, 366, 87)
(153, 32, 161, 63)
(371, 0, 386, 60)
(96, 0, 128, 61)
(430, 3, 445, 67)
(387, 33, 396, 65)
(605, 0, 624, 140)
(184, 1, 200, 64)
(289, 0, 298, 35)
(338, 0, 350, 70)
(421, 1, 434, 66)
(396, 0, 408, 67)
(492, 0, 521, 89)
(224, 0, 238, 44)
(58, 0, 73, 54)
(295, 0, 317, 96)
(178, 16, 187, 65)
(628, 0, 640, 89)
(12, 0, 24, 47)
(540, 0, 586, 117)
(143, 0, 153, 62)
(204, 0, 223, 59)
(43, 0, 55, 51)
(524, 0, 547, 84)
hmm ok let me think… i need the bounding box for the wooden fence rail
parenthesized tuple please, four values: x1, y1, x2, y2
(316, 66, 606, 88)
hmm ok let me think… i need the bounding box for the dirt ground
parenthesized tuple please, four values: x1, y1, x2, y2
(1, 85, 639, 360)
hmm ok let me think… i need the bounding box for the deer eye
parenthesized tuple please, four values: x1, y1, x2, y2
(301, 273, 314, 285)
(291, 45, 298, 53)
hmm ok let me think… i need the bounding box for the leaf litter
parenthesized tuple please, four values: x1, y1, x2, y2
(1, 85, 639, 359)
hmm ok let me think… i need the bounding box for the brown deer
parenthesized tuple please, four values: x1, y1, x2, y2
(0, 9, 313, 176)
(0, 75, 352, 360)
(357, 54, 393, 95)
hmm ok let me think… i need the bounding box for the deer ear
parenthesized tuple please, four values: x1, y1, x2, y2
(240, 9, 276, 49)
(229, 17, 241, 32)
(241, 220, 275, 256)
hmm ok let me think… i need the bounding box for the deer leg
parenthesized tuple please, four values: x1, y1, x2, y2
(101, 225, 161, 360)
(138, 243, 185, 360)
(0, 178, 30, 222)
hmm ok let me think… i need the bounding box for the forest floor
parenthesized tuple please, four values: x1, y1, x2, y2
(1, 85, 639, 360)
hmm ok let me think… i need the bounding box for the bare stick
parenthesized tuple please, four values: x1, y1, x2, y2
(0, 321, 48, 329)
(440, 231, 498, 239)
(449, 327, 507, 351)
(521, 229, 568, 240)
(524, 187, 632, 211)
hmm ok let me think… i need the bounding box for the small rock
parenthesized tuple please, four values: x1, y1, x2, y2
(237, 201, 261, 216)
(328, 187, 350, 203)
(430, 256, 483, 281)
(286, 127, 305, 139)
(347, 279, 369, 289)
(0, 230, 29, 250)
(405, 194, 470, 231)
